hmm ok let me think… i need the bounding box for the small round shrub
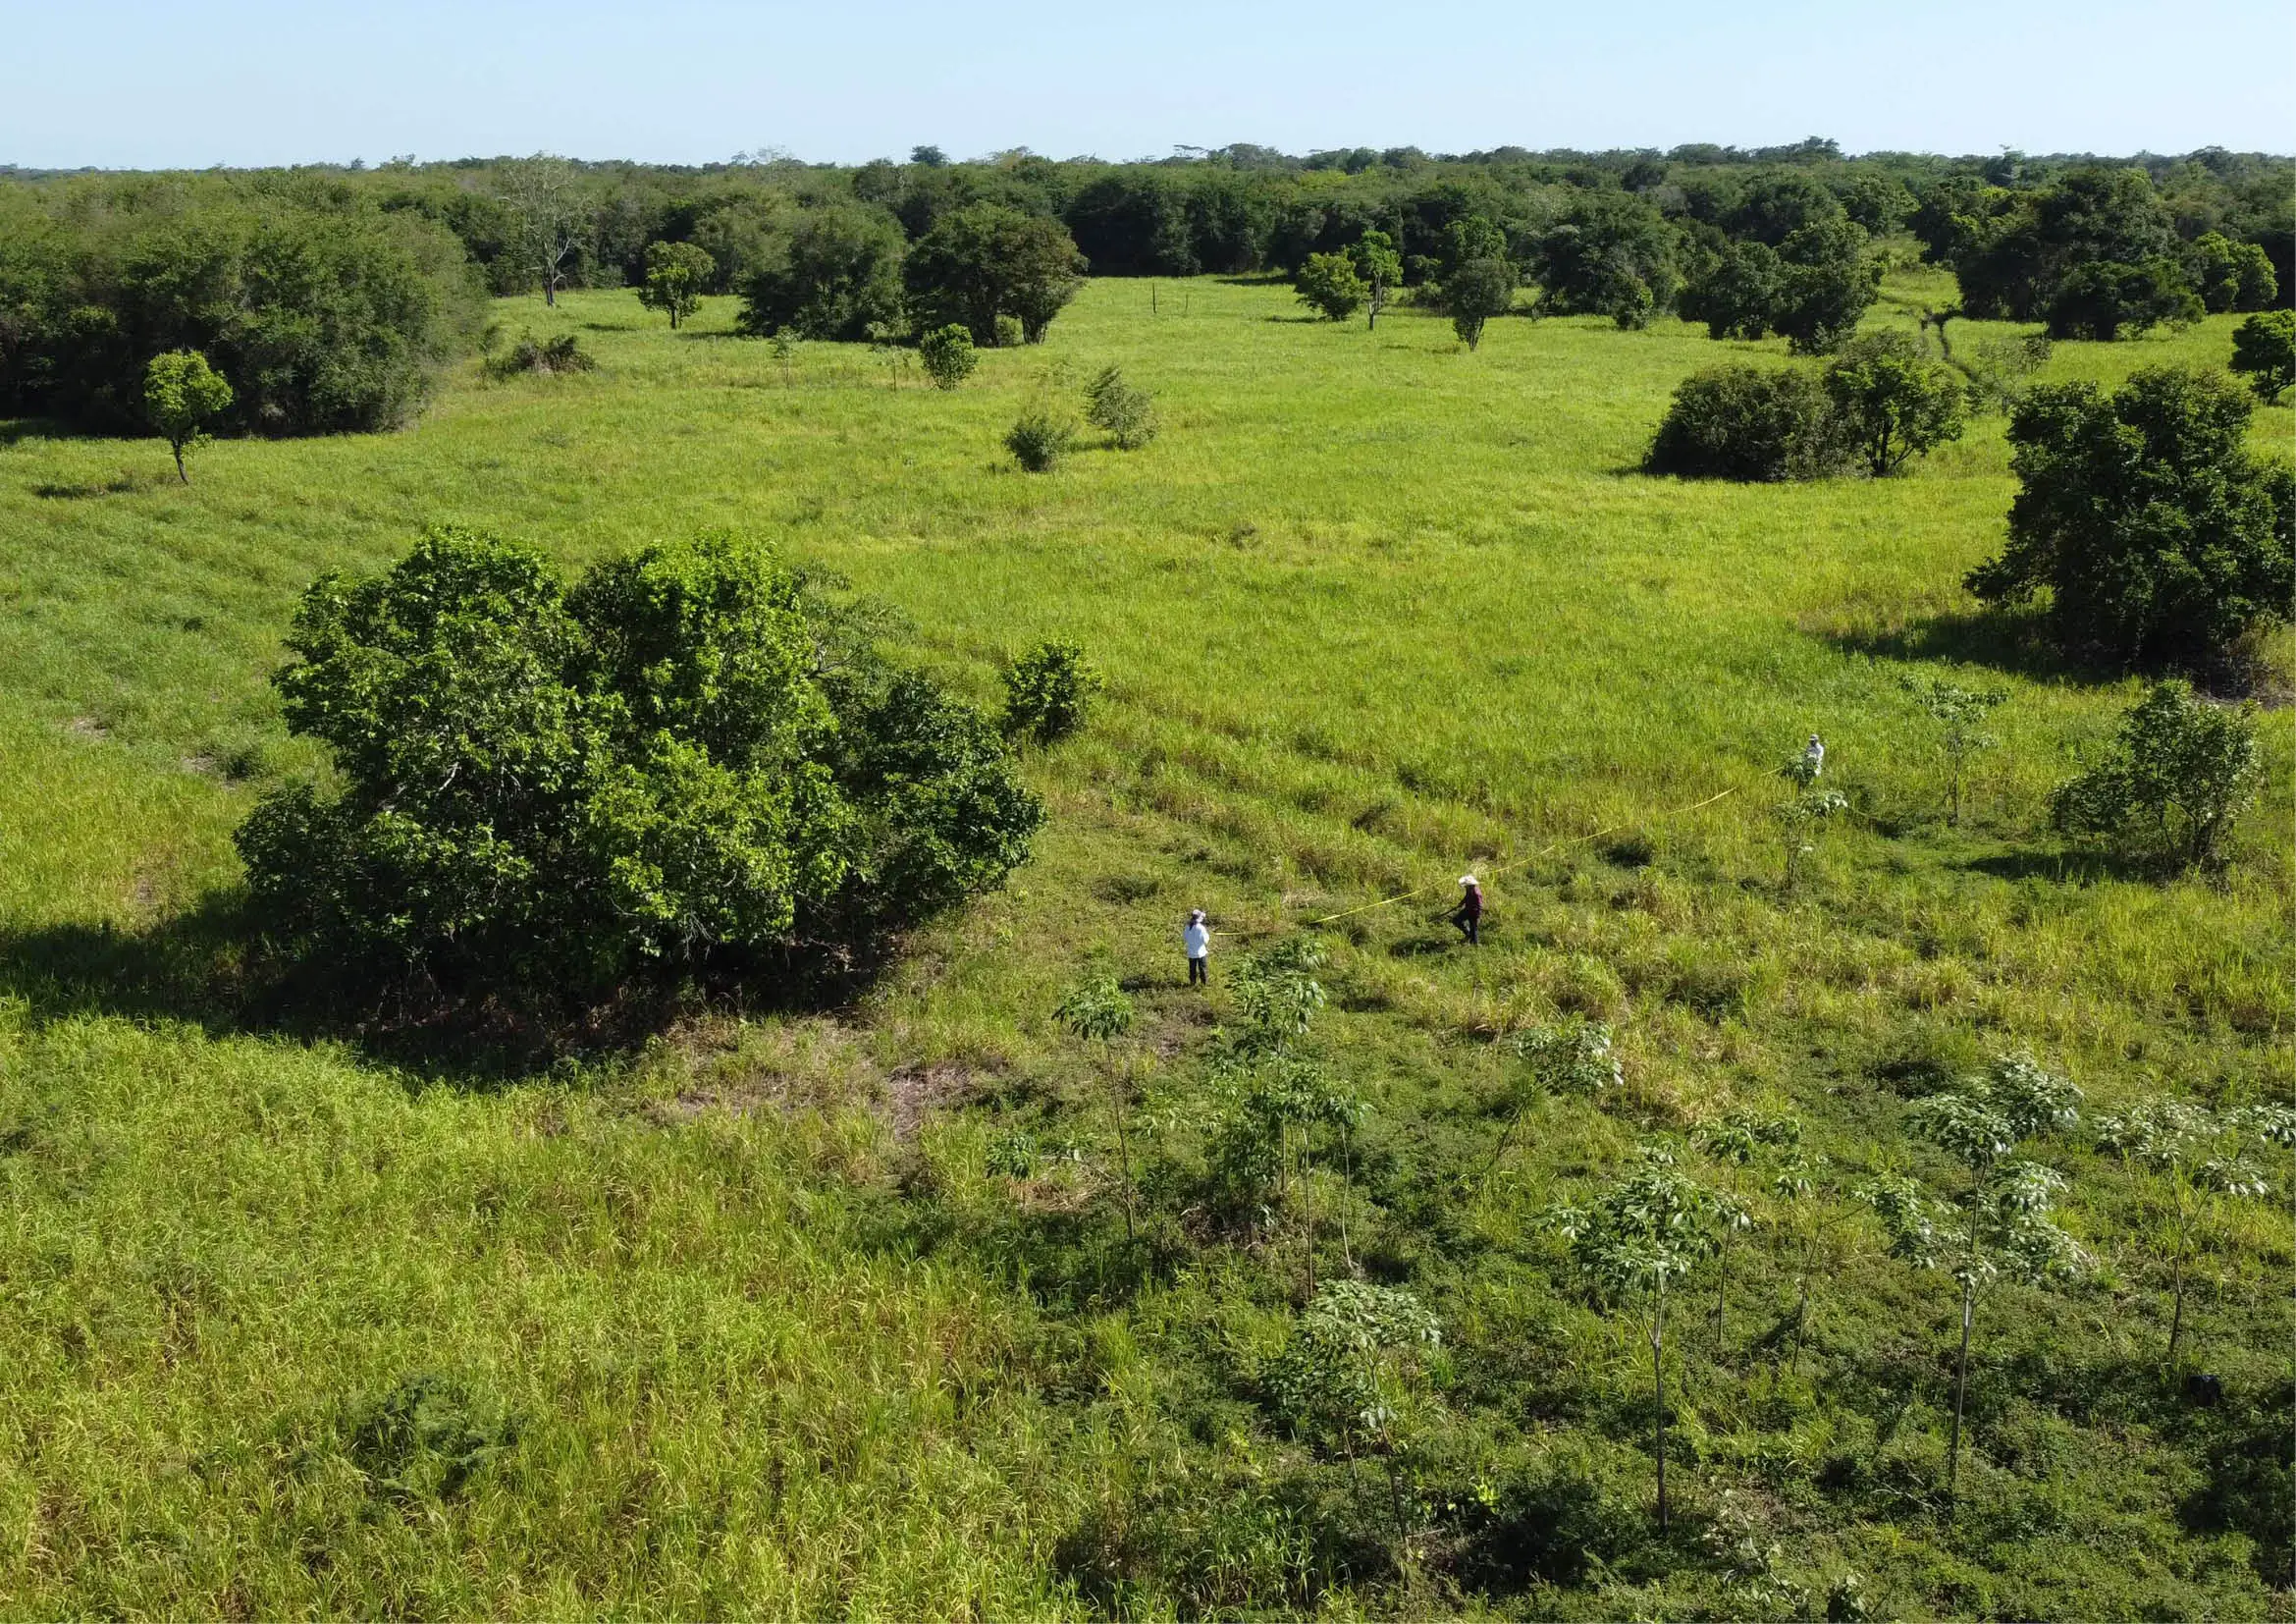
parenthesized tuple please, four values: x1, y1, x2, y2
(1084, 365, 1159, 449)
(1645, 363, 1846, 481)
(1002, 639, 1102, 743)
(1006, 406, 1078, 472)
(918, 324, 978, 390)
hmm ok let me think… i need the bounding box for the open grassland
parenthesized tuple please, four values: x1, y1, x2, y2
(1, 271, 2291, 1617)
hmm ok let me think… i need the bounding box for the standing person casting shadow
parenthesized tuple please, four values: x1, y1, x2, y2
(1451, 875, 1483, 947)
(1184, 908, 1211, 987)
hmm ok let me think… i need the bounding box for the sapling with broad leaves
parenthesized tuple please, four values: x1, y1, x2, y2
(1264, 1279, 1441, 1550)
(1352, 230, 1403, 331)
(1550, 1143, 1744, 1532)
(1859, 1052, 2087, 1512)
(1055, 974, 1139, 1242)
(1901, 676, 2007, 827)
(1479, 1019, 1621, 1183)
(143, 350, 233, 483)
(2095, 1098, 2295, 1368)
(1774, 750, 1848, 891)
(1691, 1111, 1802, 1352)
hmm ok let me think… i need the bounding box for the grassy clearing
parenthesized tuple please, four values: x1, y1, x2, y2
(1, 272, 2290, 1616)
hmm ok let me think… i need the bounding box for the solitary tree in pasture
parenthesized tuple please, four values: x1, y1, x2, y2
(2230, 309, 2294, 404)
(142, 350, 232, 483)
(1550, 1144, 1742, 1532)
(918, 324, 978, 389)
(1295, 252, 1367, 322)
(637, 241, 714, 329)
(1056, 974, 1140, 1240)
(500, 154, 586, 306)
(2051, 680, 2262, 872)
(1900, 675, 2007, 827)
(1446, 256, 1518, 351)
(1351, 230, 1403, 330)
(1860, 1054, 2086, 1512)
(2097, 1098, 2294, 1368)
(1822, 333, 1968, 476)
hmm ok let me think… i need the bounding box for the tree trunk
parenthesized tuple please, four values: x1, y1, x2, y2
(1107, 1053, 1135, 1244)
(1948, 1279, 1974, 1514)
(172, 441, 187, 483)
(2167, 1225, 2190, 1368)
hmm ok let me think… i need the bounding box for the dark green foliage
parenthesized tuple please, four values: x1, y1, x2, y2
(2229, 309, 2294, 404)
(344, 1372, 518, 1501)
(1005, 406, 1079, 472)
(1532, 192, 1681, 327)
(1294, 252, 1367, 321)
(0, 185, 476, 434)
(1002, 639, 1101, 742)
(734, 204, 907, 342)
(1681, 239, 1784, 340)
(1350, 230, 1403, 327)
(2051, 681, 2261, 870)
(1646, 364, 1846, 481)
(1084, 365, 1158, 448)
(905, 203, 1086, 346)
(1822, 333, 1967, 476)
(1442, 257, 1517, 350)
(1967, 366, 2295, 668)
(635, 240, 712, 329)
(917, 323, 977, 389)
(2183, 231, 2279, 313)
(2046, 256, 2203, 341)
(492, 332, 593, 376)
(1768, 216, 1886, 353)
(235, 525, 1041, 1015)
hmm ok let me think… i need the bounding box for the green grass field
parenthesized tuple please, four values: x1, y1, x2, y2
(1, 271, 2290, 1617)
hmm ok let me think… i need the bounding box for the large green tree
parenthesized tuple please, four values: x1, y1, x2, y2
(735, 204, 907, 341)
(1968, 366, 2294, 668)
(904, 203, 1086, 346)
(1530, 192, 1681, 329)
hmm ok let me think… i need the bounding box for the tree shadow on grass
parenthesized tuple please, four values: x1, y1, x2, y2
(1816, 602, 2075, 684)
(0, 891, 895, 1087)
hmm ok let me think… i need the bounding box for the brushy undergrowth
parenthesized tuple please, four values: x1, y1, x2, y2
(0, 269, 2289, 1618)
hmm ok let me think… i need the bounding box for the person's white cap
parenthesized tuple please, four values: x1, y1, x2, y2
(1459, 874, 1478, 886)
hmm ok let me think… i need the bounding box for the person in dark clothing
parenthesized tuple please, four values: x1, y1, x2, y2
(1451, 875, 1483, 945)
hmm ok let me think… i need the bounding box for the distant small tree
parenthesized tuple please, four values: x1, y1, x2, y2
(2184, 233, 2277, 314)
(1822, 333, 1967, 476)
(1551, 1144, 1742, 1532)
(905, 203, 1085, 346)
(1692, 1112, 1801, 1351)
(1860, 1054, 2086, 1512)
(1351, 230, 1404, 330)
(1083, 365, 1158, 448)
(1900, 676, 2007, 827)
(1002, 639, 1102, 743)
(1967, 366, 2295, 669)
(917, 324, 977, 389)
(1295, 252, 1367, 322)
(637, 241, 713, 329)
(1769, 218, 1885, 354)
(142, 350, 233, 483)
(2230, 309, 2294, 405)
(1445, 256, 1518, 351)
(1645, 365, 1847, 482)
(2051, 680, 2261, 872)
(1774, 752, 1848, 891)
(2097, 1099, 2295, 1367)
(499, 154, 585, 306)
(1055, 974, 1140, 1241)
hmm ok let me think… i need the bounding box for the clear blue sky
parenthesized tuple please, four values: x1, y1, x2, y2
(5, 0, 2289, 169)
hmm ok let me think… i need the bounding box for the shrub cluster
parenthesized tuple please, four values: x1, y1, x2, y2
(236, 526, 1043, 1015)
(1647, 336, 1967, 482)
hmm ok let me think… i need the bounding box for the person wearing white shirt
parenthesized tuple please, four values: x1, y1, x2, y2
(1183, 909, 1211, 987)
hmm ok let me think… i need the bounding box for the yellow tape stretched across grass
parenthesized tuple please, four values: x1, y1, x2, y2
(1297, 785, 1742, 930)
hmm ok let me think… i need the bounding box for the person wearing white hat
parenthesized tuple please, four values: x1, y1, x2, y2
(1183, 908, 1211, 987)
(1451, 875, 1483, 946)
(1802, 734, 1825, 780)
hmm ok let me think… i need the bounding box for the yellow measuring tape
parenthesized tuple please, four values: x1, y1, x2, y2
(1300, 785, 1742, 929)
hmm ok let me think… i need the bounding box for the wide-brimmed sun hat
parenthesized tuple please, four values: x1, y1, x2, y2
(1458, 875, 1478, 887)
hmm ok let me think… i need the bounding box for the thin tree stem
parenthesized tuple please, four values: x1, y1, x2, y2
(1949, 1280, 1974, 1515)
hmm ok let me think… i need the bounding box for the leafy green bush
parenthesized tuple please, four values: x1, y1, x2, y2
(2229, 309, 2293, 405)
(492, 331, 594, 377)
(1002, 639, 1102, 743)
(1645, 364, 1846, 481)
(918, 323, 978, 389)
(1084, 365, 1159, 448)
(1294, 252, 1366, 321)
(1967, 366, 2294, 669)
(733, 203, 907, 342)
(235, 525, 1042, 1017)
(1821, 333, 1967, 476)
(1443, 256, 1517, 350)
(635, 240, 713, 329)
(2050, 680, 2261, 870)
(1005, 405, 1078, 472)
(2045, 256, 2203, 341)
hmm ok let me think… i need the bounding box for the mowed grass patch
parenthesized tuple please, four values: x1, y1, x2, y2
(0, 271, 2290, 1615)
